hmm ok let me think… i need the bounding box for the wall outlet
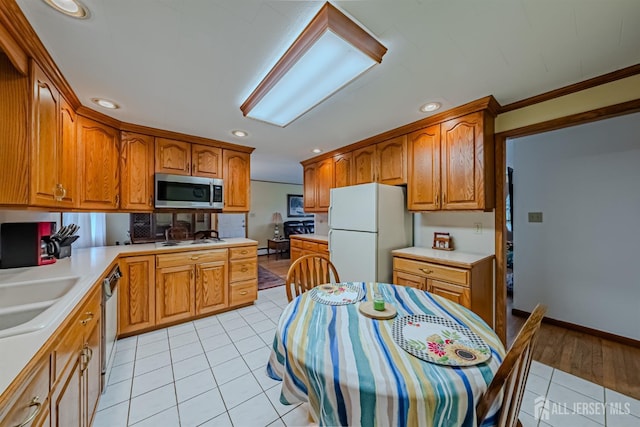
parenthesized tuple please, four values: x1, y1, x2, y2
(474, 223, 482, 234)
(528, 212, 543, 223)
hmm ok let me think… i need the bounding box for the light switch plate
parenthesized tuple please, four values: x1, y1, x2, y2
(528, 212, 543, 223)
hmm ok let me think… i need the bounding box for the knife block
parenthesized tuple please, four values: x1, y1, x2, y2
(57, 245, 72, 259)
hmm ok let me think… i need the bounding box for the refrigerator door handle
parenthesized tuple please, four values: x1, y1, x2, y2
(328, 229, 333, 254)
(328, 205, 333, 228)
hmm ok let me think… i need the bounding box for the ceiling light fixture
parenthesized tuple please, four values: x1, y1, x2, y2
(42, 0, 89, 19)
(91, 98, 119, 109)
(240, 2, 387, 127)
(231, 130, 248, 137)
(312, 148, 322, 154)
(419, 102, 441, 113)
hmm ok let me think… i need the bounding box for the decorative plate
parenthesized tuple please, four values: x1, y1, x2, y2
(309, 284, 365, 305)
(392, 315, 491, 366)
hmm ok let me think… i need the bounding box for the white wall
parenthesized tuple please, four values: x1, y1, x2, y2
(248, 180, 307, 248)
(512, 112, 640, 340)
(414, 211, 495, 254)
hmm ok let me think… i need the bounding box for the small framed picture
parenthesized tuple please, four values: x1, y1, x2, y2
(433, 232, 453, 251)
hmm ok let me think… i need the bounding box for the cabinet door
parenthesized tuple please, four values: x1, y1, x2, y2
(316, 158, 334, 210)
(83, 318, 101, 427)
(156, 265, 195, 325)
(119, 255, 156, 335)
(407, 125, 440, 211)
(192, 144, 222, 178)
(290, 247, 303, 263)
(223, 150, 251, 212)
(303, 164, 317, 211)
(377, 135, 407, 185)
(155, 138, 191, 175)
(58, 97, 77, 208)
(428, 280, 471, 308)
(440, 112, 486, 210)
(77, 117, 120, 210)
(195, 260, 228, 315)
(333, 153, 352, 188)
(393, 270, 427, 291)
(352, 145, 376, 185)
(120, 132, 154, 211)
(52, 354, 82, 427)
(30, 64, 59, 207)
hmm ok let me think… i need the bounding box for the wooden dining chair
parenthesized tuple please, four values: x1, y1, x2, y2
(476, 304, 547, 427)
(285, 254, 340, 302)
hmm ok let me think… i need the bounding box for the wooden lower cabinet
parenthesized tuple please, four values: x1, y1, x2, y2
(195, 260, 228, 315)
(119, 255, 156, 335)
(50, 285, 102, 427)
(392, 252, 494, 326)
(289, 236, 328, 263)
(156, 264, 196, 325)
(0, 357, 50, 427)
(228, 245, 257, 307)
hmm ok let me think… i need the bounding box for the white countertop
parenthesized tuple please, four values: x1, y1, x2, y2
(288, 234, 328, 243)
(391, 246, 494, 267)
(0, 238, 257, 396)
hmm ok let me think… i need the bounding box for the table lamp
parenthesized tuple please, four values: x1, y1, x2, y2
(272, 212, 283, 239)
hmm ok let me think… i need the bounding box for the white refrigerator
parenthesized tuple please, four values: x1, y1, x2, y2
(329, 183, 413, 283)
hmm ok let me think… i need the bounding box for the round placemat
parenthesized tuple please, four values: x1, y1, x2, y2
(309, 283, 365, 305)
(392, 314, 491, 366)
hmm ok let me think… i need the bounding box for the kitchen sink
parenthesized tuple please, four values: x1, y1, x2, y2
(0, 276, 79, 309)
(0, 276, 80, 338)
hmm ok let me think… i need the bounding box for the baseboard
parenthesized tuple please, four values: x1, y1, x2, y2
(511, 308, 640, 348)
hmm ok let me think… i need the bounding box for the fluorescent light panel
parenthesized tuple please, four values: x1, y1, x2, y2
(241, 2, 387, 127)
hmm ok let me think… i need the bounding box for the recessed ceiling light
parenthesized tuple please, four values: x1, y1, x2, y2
(231, 130, 248, 137)
(312, 148, 322, 154)
(91, 98, 119, 109)
(43, 0, 89, 19)
(419, 102, 441, 113)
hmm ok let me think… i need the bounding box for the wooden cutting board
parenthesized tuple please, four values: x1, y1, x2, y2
(358, 301, 397, 320)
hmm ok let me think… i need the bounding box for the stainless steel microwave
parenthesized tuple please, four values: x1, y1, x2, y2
(155, 174, 224, 209)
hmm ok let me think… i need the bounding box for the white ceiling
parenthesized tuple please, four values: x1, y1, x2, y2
(16, 0, 640, 185)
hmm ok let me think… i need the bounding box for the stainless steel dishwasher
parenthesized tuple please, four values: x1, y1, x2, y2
(102, 264, 121, 389)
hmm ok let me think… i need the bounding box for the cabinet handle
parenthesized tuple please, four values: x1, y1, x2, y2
(191, 256, 200, 260)
(240, 291, 248, 295)
(420, 268, 434, 275)
(149, 196, 153, 206)
(186, 162, 190, 172)
(443, 193, 446, 204)
(54, 183, 66, 201)
(190, 270, 194, 280)
(80, 345, 89, 373)
(435, 190, 439, 207)
(15, 396, 42, 427)
(115, 194, 120, 205)
(241, 267, 248, 273)
(80, 312, 94, 326)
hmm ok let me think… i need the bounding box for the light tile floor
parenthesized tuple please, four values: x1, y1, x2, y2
(94, 287, 640, 427)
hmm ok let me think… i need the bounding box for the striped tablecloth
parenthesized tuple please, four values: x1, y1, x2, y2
(266, 282, 506, 427)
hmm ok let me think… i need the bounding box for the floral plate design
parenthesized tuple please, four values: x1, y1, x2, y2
(392, 315, 491, 366)
(309, 284, 365, 305)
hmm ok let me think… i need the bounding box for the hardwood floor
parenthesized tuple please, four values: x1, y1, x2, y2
(258, 258, 640, 400)
(507, 295, 640, 400)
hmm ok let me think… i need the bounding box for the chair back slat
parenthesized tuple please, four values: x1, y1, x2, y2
(476, 304, 547, 427)
(285, 254, 341, 302)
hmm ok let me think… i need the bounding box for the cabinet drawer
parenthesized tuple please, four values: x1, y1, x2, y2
(229, 246, 257, 260)
(429, 280, 471, 308)
(229, 280, 257, 306)
(0, 358, 49, 427)
(302, 241, 319, 252)
(229, 258, 257, 283)
(290, 238, 303, 249)
(393, 257, 469, 286)
(157, 249, 227, 268)
(318, 242, 329, 255)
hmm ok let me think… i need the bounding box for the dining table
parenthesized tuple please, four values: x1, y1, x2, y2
(266, 282, 506, 427)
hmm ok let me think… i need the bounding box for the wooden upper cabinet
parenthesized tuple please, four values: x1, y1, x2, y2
(352, 145, 376, 185)
(30, 63, 60, 207)
(333, 153, 352, 188)
(120, 132, 154, 211)
(192, 144, 222, 178)
(223, 149, 250, 212)
(155, 138, 191, 175)
(377, 135, 407, 185)
(303, 163, 317, 211)
(77, 116, 120, 210)
(407, 124, 441, 211)
(316, 158, 334, 210)
(58, 97, 77, 208)
(440, 112, 494, 210)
